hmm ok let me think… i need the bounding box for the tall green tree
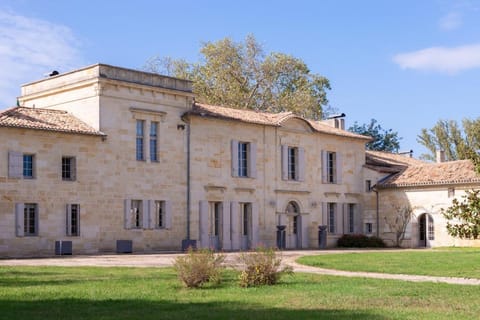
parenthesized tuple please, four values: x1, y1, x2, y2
(348, 119, 401, 152)
(417, 118, 480, 172)
(442, 189, 480, 239)
(144, 35, 333, 120)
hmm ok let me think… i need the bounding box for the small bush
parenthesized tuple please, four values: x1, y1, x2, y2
(337, 234, 386, 248)
(237, 247, 293, 287)
(173, 248, 225, 288)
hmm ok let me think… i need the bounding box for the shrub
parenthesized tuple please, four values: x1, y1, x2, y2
(237, 246, 293, 287)
(173, 248, 225, 288)
(337, 234, 386, 248)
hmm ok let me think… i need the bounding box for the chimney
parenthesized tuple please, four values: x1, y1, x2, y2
(322, 113, 346, 130)
(436, 150, 446, 163)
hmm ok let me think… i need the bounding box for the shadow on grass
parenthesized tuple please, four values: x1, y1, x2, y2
(0, 298, 387, 320)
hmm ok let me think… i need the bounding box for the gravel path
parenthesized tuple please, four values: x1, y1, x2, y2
(1, 249, 479, 286)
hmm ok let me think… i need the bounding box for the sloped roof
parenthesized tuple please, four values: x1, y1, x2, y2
(186, 103, 370, 140)
(0, 107, 105, 136)
(379, 160, 480, 188)
(365, 150, 427, 173)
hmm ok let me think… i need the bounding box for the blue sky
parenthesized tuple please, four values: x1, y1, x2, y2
(1, 0, 479, 157)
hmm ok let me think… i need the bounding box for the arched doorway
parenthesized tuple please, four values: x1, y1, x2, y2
(418, 213, 434, 247)
(286, 201, 302, 249)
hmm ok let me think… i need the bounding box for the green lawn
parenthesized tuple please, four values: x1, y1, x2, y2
(297, 248, 480, 278)
(1, 266, 479, 320)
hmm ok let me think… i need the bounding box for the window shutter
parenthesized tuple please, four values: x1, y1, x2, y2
(336, 152, 343, 184)
(342, 203, 348, 234)
(321, 150, 328, 183)
(15, 203, 24, 237)
(9, 151, 23, 178)
(71, 157, 77, 181)
(248, 142, 257, 178)
(298, 147, 305, 181)
(281, 145, 288, 180)
(222, 201, 231, 250)
(251, 202, 259, 248)
(231, 140, 239, 177)
(199, 201, 209, 248)
(164, 201, 172, 229)
(230, 202, 240, 250)
(142, 200, 149, 229)
(66, 204, 72, 236)
(124, 199, 132, 229)
(321, 202, 327, 226)
(148, 200, 155, 229)
(354, 204, 362, 234)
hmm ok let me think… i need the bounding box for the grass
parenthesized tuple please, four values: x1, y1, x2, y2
(297, 248, 480, 278)
(1, 266, 480, 320)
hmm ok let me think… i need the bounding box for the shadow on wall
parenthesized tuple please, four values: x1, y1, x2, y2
(379, 190, 415, 248)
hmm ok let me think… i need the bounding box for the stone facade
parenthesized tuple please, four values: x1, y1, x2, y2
(1, 64, 479, 257)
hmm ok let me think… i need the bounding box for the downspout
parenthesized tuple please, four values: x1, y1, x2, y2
(186, 118, 191, 240)
(373, 186, 379, 237)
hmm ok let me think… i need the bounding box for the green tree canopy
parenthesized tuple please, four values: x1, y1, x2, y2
(417, 118, 480, 172)
(442, 189, 480, 239)
(348, 119, 401, 152)
(144, 35, 333, 120)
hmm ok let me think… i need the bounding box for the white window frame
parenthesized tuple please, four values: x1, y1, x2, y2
(281, 145, 305, 181)
(16, 203, 38, 237)
(328, 202, 336, 234)
(231, 140, 257, 178)
(23, 154, 35, 179)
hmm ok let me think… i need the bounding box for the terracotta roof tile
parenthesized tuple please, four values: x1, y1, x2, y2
(187, 103, 370, 140)
(0, 107, 105, 136)
(379, 160, 480, 188)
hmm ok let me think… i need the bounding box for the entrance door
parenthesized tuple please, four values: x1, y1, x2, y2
(286, 201, 301, 249)
(210, 202, 222, 250)
(241, 203, 252, 250)
(419, 213, 434, 247)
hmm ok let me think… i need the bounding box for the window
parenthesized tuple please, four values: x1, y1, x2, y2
(150, 122, 158, 162)
(348, 204, 355, 233)
(66, 204, 80, 236)
(322, 150, 341, 184)
(281, 145, 305, 181)
(136, 120, 145, 161)
(23, 154, 35, 178)
(365, 180, 372, 192)
(131, 200, 143, 228)
(293, 215, 298, 235)
(328, 203, 336, 233)
(232, 140, 257, 178)
(211, 202, 222, 236)
(24, 203, 38, 236)
(238, 142, 248, 177)
(241, 203, 251, 236)
(448, 188, 455, 198)
(62, 157, 76, 181)
(327, 152, 336, 183)
(155, 200, 165, 228)
(288, 147, 298, 180)
(365, 223, 373, 234)
(428, 215, 434, 240)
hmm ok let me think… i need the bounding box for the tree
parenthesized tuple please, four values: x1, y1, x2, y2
(348, 119, 401, 152)
(384, 204, 414, 247)
(144, 35, 333, 120)
(442, 189, 480, 239)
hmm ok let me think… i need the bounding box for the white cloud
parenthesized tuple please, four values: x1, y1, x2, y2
(0, 10, 84, 108)
(393, 44, 480, 74)
(439, 12, 462, 30)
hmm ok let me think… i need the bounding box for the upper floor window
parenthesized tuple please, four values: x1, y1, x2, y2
(281, 145, 305, 181)
(62, 157, 76, 181)
(365, 180, 372, 192)
(322, 150, 342, 184)
(136, 120, 145, 161)
(150, 121, 158, 162)
(23, 154, 35, 178)
(231, 140, 257, 178)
